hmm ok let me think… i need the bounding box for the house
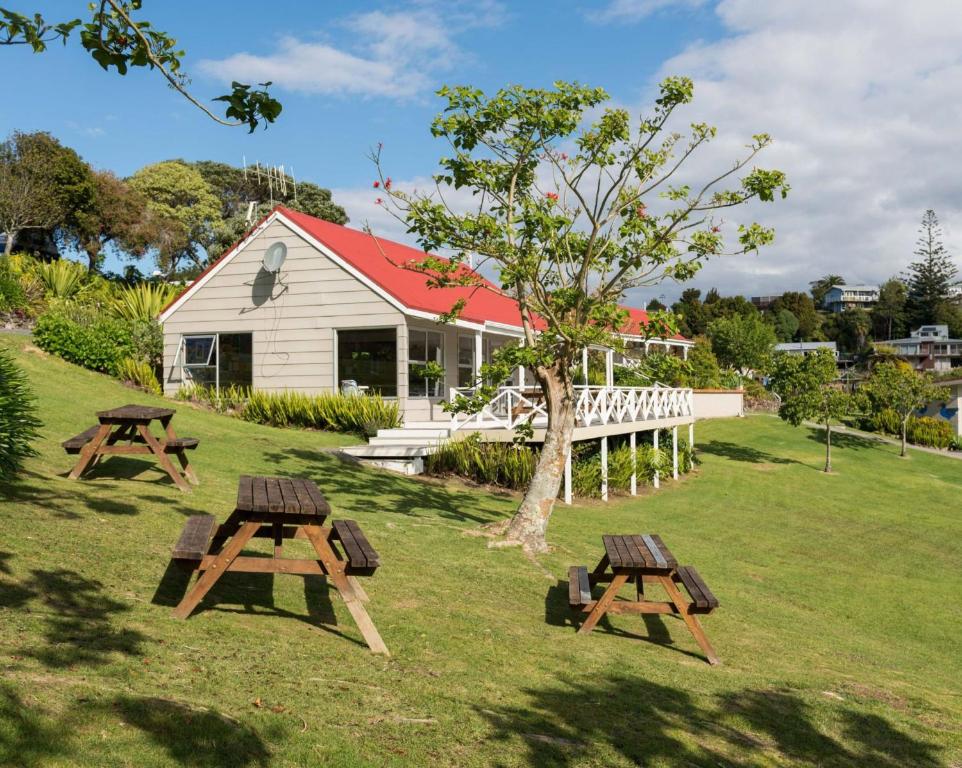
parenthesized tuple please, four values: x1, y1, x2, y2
(822, 284, 879, 313)
(886, 325, 962, 372)
(774, 341, 838, 358)
(917, 378, 961, 438)
(159, 206, 697, 500)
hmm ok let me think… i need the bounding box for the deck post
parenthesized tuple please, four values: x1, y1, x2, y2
(474, 331, 483, 381)
(605, 348, 614, 388)
(600, 436, 608, 502)
(581, 347, 589, 385)
(653, 429, 660, 489)
(688, 421, 694, 451)
(672, 425, 679, 480)
(564, 445, 572, 505)
(629, 431, 637, 496)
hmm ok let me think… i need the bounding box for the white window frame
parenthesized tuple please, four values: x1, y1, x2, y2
(408, 328, 445, 399)
(457, 333, 476, 388)
(176, 333, 252, 393)
(334, 326, 400, 398)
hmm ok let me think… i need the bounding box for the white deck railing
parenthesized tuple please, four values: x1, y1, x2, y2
(449, 385, 694, 432)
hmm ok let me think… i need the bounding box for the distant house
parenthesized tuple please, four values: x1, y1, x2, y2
(750, 295, 780, 310)
(917, 377, 961, 438)
(822, 284, 879, 313)
(886, 325, 962, 372)
(774, 341, 838, 358)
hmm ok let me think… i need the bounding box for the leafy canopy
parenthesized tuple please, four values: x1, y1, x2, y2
(769, 348, 850, 427)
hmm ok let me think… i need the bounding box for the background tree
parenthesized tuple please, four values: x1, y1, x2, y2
(645, 297, 667, 312)
(904, 210, 959, 328)
(192, 161, 348, 260)
(0, 2, 281, 131)
(770, 291, 819, 340)
(671, 288, 709, 336)
(834, 306, 871, 353)
(707, 313, 778, 374)
(861, 361, 948, 457)
(128, 161, 221, 276)
(61, 170, 152, 271)
(0, 131, 93, 256)
(686, 336, 722, 388)
(378, 77, 788, 552)
(809, 274, 845, 309)
(872, 277, 907, 340)
(773, 308, 799, 342)
(768, 348, 850, 473)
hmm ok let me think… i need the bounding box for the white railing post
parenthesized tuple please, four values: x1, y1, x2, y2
(564, 446, 572, 505)
(630, 431, 637, 496)
(672, 425, 679, 480)
(653, 429, 660, 489)
(600, 436, 608, 502)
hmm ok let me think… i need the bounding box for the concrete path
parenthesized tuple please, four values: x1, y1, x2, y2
(802, 419, 962, 462)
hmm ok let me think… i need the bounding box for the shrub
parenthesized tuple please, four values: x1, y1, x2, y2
(0, 260, 26, 312)
(426, 433, 537, 489)
(110, 282, 179, 322)
(872, 407, 902, 436)
(33, 305, 137, 375)
(116, 357, 161, 395)
(241, 390, 401, 435)
(0, 347, 41, 482)
(949, 436, 962, 452)
(175, 383, 249, 414)
(906, 416, 952, 449)
(33, 259, 88, 300)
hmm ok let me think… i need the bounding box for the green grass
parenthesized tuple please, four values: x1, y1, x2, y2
(1, 332, 960, 767)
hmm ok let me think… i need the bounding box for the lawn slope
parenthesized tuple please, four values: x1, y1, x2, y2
(1, 333, 960, 767)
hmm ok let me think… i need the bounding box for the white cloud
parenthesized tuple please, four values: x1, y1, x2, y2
(627, 0, 962, 302)
(591, 0, 708, 24)
(198, 2, 504, 100)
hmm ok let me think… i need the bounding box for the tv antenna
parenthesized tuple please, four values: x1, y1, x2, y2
(242, 156, 297, 223)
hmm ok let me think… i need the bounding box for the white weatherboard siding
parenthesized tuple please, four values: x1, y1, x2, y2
(162, 219, 406, 396)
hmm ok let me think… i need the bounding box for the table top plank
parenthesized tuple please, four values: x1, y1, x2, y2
(602, 534, 677, 572)
(236, 476, 328, 518)
(650, 534, 678, 568)
(97, 404, 175, 424)
(629, 535, 657, 568)
(252, 477, 269, 513)
(642, 534, 669, 569)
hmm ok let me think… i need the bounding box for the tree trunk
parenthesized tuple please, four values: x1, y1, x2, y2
(824, 420, 832, 473)
(901, 419, 908, 457)
(3, 230, 14, 256)
(504, 364, 575, 553)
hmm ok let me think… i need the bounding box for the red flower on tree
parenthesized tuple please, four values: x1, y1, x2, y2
(385, 177, 392, 190)
(375, 197, 383, 205)
(546, 191, 559, 200)
(373, 180, 380, 188)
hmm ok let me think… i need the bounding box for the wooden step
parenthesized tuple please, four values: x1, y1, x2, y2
(172, 515, 217, 561)
(568, 565, 591, 607)
(332, 520, 380, 574)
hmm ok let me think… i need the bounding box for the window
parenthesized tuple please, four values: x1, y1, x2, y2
(457, 334, 476, 388)
(337, 328, 397, 397)
(409, 329, 444, 397)
(181, 333, 252, 391)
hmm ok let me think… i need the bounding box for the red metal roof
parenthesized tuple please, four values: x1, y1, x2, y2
(162, 205, 687, 341)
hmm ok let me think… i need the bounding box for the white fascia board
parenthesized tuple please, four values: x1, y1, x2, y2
(158, 212, 280, 323)
(484, 321, 525, 337)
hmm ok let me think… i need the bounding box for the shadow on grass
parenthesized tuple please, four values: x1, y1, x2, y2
(260, 447, 510, 524)
(805, 427, 881, 452)
(0, 684, 271, 768)
(0, 555, 146, 668)
(697, 440, 800, 466)
(480, 674, 944, 767)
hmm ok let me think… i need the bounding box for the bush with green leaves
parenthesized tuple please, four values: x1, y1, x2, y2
(175, 383, 249, 414)
(33, 305, 136, 375)
(871, 407, 902, 435)
(949, 435, 962, 452)
(110, 282, 179, 322)
(0, 347, 41, 482)
(115, 357, 161, 395)
(906, 416, 952, 449)
(241, 390, 401, 435)
(426, 433, 537, 489)
(0, 259, 26, 312)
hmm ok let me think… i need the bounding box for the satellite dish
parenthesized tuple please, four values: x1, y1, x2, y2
(263, 241, 287, 273)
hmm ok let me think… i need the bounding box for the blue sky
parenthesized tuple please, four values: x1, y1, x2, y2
(3, 1, 961, 301)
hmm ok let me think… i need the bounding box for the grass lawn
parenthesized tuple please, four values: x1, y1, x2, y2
(1, 332, 961, 767)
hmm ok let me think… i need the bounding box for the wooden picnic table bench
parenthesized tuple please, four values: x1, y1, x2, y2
(170, 475, 388, 655)
(569, 533, 720, 665)
(63, 404, 199, 492)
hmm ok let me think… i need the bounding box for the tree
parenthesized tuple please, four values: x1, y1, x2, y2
(376, 77, 788, 552)
(645, 297, 667, 311)
(706, 313, 777, 373)
(61, 170, 152, 271)
(810, 274, 845, 308)
(128, 161, 221, 276)
(861, 361, 948, 457)
(672, 288, 708, 337)
(773, 308, 799, 342)
(904, 210, 959, 328)
(872, 277, 907, 340)
(771, 291, 819, 340)
(769, 348, 850, 472)
(191, 161, 348, 260)
(686, 336, 721, 389)
(0, 2, 281, 131)
(834, 306, 871, 353)
(0, 131, 93, 255)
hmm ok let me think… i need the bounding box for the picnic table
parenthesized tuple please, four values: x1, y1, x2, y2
(569, 534, 720, 665)
(63, 404, 199, 492)
(170, 475, 388, 655)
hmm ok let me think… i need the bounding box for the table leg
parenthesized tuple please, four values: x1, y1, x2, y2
(589, 554, 610, 587)
(209, 510, 242, 554)
(273, 523, 284, 558)
(68, 424, 111, 480)
(578, 572, 629, 634)
(658, 574, 719, 665)
(303, 526, 389, 655)
(136, 424, 191, 492)
(173, 521, 260, 619)
(174, 450, 199, 485)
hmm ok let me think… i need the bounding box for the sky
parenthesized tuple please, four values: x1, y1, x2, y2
(3, 0, 961, 305)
